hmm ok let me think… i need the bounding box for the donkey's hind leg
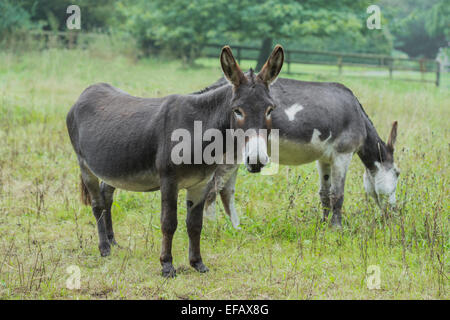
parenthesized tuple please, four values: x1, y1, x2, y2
(203, 179, 217, 220)
(100, 181, 117, 246)
(317, 161, 331, 222)
(79, 164, 110, 256)
(219, 167, 240, 229)
(203, 164, 239, 222)
(329, 153, 353, 228)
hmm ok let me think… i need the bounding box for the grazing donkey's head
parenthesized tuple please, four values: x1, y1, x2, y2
(220, 45, 284, 172)
(363, 121, 400, 211)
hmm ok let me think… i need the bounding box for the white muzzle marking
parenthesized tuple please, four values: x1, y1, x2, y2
(244, 134, 269, 166)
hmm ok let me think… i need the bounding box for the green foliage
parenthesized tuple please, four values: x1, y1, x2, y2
(20, 0, 117, 31)
(3, 0, 447, 61)
(381, 0, 449, 58)
(116, 0, 391, 62)
(229, 0, 369, 39)
(116, 0, 228, 60)
(0, 0, 35, 36)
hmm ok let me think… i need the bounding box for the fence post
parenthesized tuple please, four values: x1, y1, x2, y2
(338, 56, 342, 75)
(419, 59, 425, 81)
(436, 61, 440, 87)
(68, 32, 75, 49)
(388, 58, 393, 79)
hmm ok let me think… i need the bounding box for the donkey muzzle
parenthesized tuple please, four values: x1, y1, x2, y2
(244, 134, 269, 173)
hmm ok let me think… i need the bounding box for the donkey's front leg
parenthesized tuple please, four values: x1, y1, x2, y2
(159, 177, 178, 278)
(330, 153, 353, 228)
(186, 184, 209, 273)
(317, 161, 331, 222)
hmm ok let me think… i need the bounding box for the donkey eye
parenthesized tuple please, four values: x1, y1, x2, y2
(233, 108, 244, 119)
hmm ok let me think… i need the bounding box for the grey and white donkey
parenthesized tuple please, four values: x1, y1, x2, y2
(201, 77, 400, 229)
(66, 46, 285, 277)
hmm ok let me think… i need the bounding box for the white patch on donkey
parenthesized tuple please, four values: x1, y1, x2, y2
(285, 103, 304, 121)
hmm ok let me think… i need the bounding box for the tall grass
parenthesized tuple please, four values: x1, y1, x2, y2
(0, 40, 448, 299)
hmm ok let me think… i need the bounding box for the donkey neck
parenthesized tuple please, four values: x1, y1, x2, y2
(357, 116, 390, 172)
(189, 84, 233, 132)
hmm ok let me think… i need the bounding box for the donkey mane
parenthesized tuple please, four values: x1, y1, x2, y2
(192, 70, 260, 95)
(191, 80, 227, 95)
(353, 96, 375, 128)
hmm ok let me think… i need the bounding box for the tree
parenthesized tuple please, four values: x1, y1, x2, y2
(0, 0, 35, 36)
(381, 0, 449, 58)
(116, 0, 230, 62)
(222, 0, 373, 70)
(20, 0, 117, 32)
(117, 0, 380, 65)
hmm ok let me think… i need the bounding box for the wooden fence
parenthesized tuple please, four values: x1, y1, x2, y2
(27, 30, 103, 49)
(24, 32, 441, 86)
(204, 43, 441, 86)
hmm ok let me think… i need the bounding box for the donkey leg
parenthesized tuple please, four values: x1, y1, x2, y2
(203, 178, 217, 220)
(159, 176, 178, 278)
(100, 181, 117, 246)
(186, 183, 209, 273)
(330, 153, 353, 228)
(203, 164, 239, 220)
(80, 165, 110, 256)
(317, 160, 331, 222)
(219, 167, 240, 229)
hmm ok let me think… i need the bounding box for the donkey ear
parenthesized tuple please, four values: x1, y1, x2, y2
(257, 45, 284, 86)
(220, 46, 246, 87)
(387, 121, 398, 151)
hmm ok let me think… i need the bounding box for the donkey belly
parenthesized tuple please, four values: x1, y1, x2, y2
(96, 165, 216, 192)
(91, 166, 161, 192)
(271, 126, 334, 166)
(277, 138, 327, 165)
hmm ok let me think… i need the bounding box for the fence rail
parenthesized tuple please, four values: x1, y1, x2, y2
(24, 32, 441, 86)
(204, 43, 441, 86)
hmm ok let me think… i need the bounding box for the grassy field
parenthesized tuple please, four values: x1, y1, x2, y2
(0, 45, 448, 299)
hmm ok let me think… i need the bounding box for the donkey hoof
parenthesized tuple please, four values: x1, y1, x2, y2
(191, 261, 209, 273)
(99, 243, 111, 257)
(330, 220, 342, 229)
(162, 264, 176, 278)
(331, 223, 342, 229)
(329, 215, 342, 228)
(108, 237, 118, 246)
(321, 214, 330, 224)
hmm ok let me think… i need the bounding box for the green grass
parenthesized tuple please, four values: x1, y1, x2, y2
(0, 46, 448, 299)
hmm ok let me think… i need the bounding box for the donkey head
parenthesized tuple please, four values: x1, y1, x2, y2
(363, 121, 400, 211)
(220, 45, 284, 172)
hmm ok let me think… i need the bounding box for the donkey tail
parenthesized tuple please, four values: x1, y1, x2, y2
(80, 175, 91, 206)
